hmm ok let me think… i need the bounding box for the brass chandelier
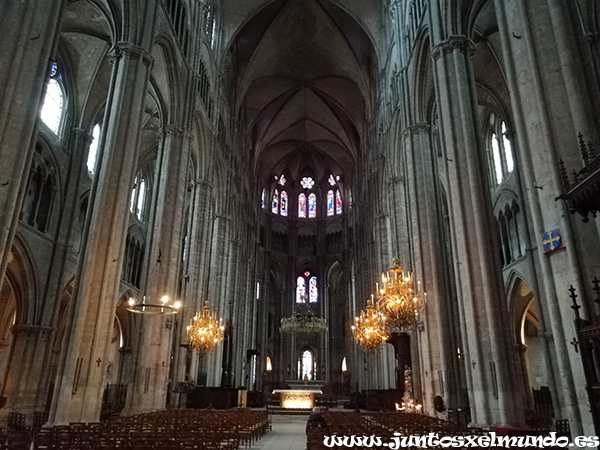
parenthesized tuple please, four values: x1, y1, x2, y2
(280, 303, 328, 335)
(351, 297, 389, 352)
(375, 259, 425, 329)
(186, 301, 225, 353)
(352, 260, 426, 352)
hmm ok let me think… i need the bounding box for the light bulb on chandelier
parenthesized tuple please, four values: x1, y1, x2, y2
(127, 295, 182, 314)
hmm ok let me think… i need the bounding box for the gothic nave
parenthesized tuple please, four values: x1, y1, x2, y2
(0, 0, 599, 438)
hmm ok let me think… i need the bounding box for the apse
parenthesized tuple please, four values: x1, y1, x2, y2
(229, 0, 375, 187)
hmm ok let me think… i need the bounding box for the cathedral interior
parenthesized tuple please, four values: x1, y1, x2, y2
(1, 0, 600, 440)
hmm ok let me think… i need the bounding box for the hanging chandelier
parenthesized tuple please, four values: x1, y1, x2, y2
(351, 298, 389, 352)
(186, 301, 225, 353)
(127, 295, 182, 314)
(375, 259, 425, 329)
(280, 303, 328, 335)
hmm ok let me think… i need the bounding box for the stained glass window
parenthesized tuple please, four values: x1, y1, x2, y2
(41, 76, 65, 134)
(328, 174, 336, 186)
(130, 176, 138, 213)
(308, 193, 316, 218)
(136, 179, 146, 219)
(309, 276, 318, 303)
(336, 190, 342, 215)
(210, 18, 217, 48)
(182, 235, 188, 262)
(280, 191, 288, 216)
(272, 189, 279, 214)
(278, 174, 286, 186)
(296, 276, 306, 303)
(488, 116, 515, 187)
(327, 190, 334, 216)
(301, 349, 313, 380)
(205, 4, 213, 33)
(87, 123, 101, 175)
(298, 193, 307, 218)
(502, 122, 514, 173)
(491, 134, 503, 184)
(301, 177, 315, 189)
(261, 188, 266, 209)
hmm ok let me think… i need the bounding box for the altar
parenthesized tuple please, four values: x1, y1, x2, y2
(272, 388, 323, 409)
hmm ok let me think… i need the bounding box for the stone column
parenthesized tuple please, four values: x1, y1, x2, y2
(493, 0, 598, 435)
(1, 325, 52, 420)
(180, 180, 214, 385)
(49, 41, 154, 424)
(2, 127, 92, 419)
(402, 123, 462, 412)
(0, 0, 66, 286)
(204, 213, 231, 386)
(430, 35, 524, 426)
(126, 126, 192, 413)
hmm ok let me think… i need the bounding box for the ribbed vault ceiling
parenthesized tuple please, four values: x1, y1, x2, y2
(231, 0, 375, 186)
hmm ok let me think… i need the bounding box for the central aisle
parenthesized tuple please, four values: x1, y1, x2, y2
(250, 414, 309, 450)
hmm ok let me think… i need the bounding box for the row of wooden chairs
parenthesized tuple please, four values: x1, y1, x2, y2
(307, 411, 477, 450)
(307, 411, 554, 450)
(0, 409, 269, 450)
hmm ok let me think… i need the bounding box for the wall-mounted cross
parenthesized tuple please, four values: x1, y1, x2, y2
(96, 358, 102, 367)
(471, 360, 476, 369)
(570, 338, 579, 353)
(569, 285, 581, 320)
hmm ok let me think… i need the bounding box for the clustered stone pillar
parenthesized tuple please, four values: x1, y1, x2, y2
(493, 0, 599, 435)
(430, 34, 524, 426)
(182, 180, 215, 385)
(49, 41, 154, 424)
(403, 123, 462, 414)
(0, 0, 66, 287)
(203, 213, 232, 386)
(126, 125, 192, 413)
(2, 127, 93, 419)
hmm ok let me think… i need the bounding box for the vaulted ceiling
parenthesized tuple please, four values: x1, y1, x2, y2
(230, 0, 376, 187)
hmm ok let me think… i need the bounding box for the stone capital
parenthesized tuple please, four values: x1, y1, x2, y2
(213, 213, 231, 222)
(159, 125, 186, 139)
(193, 179, 214, 191)
(401, 122, 435, 139)
(72, 127, 93, 145)
(110, 42, 154, 68)
(513, 343, 527, 353)
(11, 324, 53, 338)
(431, 36, 476, 61)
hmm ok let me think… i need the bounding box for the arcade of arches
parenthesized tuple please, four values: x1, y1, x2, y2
(0, 0, 599, 436)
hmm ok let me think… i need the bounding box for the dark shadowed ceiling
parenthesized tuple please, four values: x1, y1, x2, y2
(231, 0, 375, 188)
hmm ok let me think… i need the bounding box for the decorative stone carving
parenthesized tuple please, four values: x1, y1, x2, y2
(431, 36, 476, 61)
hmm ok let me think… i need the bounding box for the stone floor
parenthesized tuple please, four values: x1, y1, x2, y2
(249, 414, 309, 450)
